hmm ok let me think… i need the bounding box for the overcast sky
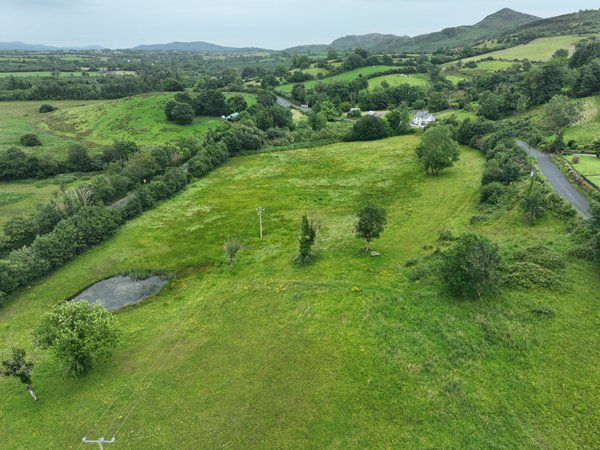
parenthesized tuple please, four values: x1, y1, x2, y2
(0, 0, 598, 49)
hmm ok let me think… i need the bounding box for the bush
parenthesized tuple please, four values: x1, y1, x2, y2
(480, 182, 508, 204)
(503, 262, 563, 290)
(441, 233, 502, 299)
(39, 104, 56, 113)
(170, 102, 195, 125)
(522, 181, 548, 225)
(351, 116, 391, 141)
(20, 134, 42, 147)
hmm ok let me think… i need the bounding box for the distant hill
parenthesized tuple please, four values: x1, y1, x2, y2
(286, 8, 541, 53)
(130, 41, 269, 52)
(0, 41, 104, 51)
(504, 8, 600, 39)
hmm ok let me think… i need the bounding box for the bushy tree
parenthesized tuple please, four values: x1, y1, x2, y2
(355, 204, 387, 252)
(522, 181, 548, 225)
(163, 78, 185, 92)
(1, 346, 37, 401)
(386, 107, 411, 135)
(441, 233, 502, 299)
(67, 144, 92, 171)
(352, 116, 391, 141)
(35, 301, 119, 376)
(308, 112, 327, 131)
(225, 95, 248, 114)
(171, 102, 195, 125)
(544, 95, 581, 151)
(20, 134, 42, 147)
(416, 125, 460, 175)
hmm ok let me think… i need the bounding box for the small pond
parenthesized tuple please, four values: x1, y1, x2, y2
(71, 275, 168, 311)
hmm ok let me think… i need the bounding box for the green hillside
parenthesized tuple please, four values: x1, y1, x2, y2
(2, 136, 599, 448)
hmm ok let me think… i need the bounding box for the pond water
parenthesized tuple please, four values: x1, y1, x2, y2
(71, 275, 168, 311)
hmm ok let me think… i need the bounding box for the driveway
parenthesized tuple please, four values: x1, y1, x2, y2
(516, 140, 591, 219)
(276, 96, 312, 113)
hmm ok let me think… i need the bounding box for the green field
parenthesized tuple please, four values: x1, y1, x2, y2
(368, 73, 429, 89)
(460, 35, 597, 63)
(566, 154, 600, 175)
(0, 175, 87, 231)
(1, 135, 599, 448)
(277, 65, 397, 93)
(40, 93, 222, 146)
(0, 100, 103, 158)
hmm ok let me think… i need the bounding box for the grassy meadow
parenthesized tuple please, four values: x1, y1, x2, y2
(460, 35, 597, 63)
(40, 93, 222, 146)
(566, 154, 600, 175)
(277, 65, 397, 93)
(367, 73, 429, 89)
(1, 135, 599, 448)
(0, 100, 103, 158)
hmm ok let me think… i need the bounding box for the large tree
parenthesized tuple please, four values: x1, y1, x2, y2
(355, 204, 387, 252)
(544, 95, 581, 151)
(35, 301, 119, 376)
(415, 125, 460, 175)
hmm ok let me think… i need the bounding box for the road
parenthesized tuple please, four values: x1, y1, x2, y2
(516, 140, 591, 219)
(276, 96, 312, 113)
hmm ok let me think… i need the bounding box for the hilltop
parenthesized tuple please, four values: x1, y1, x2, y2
(130, 41, 269, 52)
(286, 8, 540, 53)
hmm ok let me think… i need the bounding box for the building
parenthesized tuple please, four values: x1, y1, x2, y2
(411, 111, 436, 128)
(221, 112, 240, 122)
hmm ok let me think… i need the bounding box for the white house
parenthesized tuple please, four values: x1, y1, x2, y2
(221, 112, 240, 122)
(411, 111, 436, 128)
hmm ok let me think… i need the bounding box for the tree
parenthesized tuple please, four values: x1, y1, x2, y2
(35, 301, 119, 376)
(317, 100, 338, 121)
(163, 78, 185, 92)
(225, 95, 248, 114)
(67, 144, 92, 171)
(522, 181, 548, 225)
(478, 91, 504, 120)
(355, 204, 387, 252)
(223, 237, 242, 267)
(386, 107, 410, 135)
(20, 134, 42, 147)
(257, 90, 277, 108)
(352, 115, 391, 141)
(415, 125, 460, 175)
(308, 112, 327, 131)
(544, 95, 581, 151)
(1, 346, 37, 401)
(441, 233, 502, 299)
(296, 214, 319, 265)
(171, 102, 195, 125)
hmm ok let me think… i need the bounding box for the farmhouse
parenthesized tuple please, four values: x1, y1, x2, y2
(367, 110, 386, 118)
(221, 112, 240, 121)
(411, 111, 436, 128)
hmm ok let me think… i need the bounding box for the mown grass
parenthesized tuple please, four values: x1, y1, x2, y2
(40, 93, 222, 146)
(1, 135, 599, 448)
(277, 65, 397, 93)
(566, 154, 600, 175)
(367, 73, 429, 89)
(460, 35, 597, 63)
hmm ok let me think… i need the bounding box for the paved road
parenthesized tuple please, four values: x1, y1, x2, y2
(276, 96, 312, 113)
(516, 140, 591, 219)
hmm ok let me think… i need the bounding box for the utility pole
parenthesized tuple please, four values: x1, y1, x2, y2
(256, 207, 264, 240)
(82, 437, 115, 450)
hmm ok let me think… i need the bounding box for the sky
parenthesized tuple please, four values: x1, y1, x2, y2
(0, 0, 598, 49)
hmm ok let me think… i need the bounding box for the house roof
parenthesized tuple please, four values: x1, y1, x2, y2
(414, 111, 435, 121)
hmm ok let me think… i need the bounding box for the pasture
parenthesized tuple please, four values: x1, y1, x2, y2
(1, 135, 599, 448)
(277, 65, 397, 93)
(566, 154, 600, 176)
(460, 35, 597, 63)
(367, 73, 429, 89)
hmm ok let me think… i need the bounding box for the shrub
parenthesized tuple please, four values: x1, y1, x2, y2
(67, 144, 92, 172)
(224, 237, 242, 267)
(355, 204, 387, 251)
(522, 181, 548, 225)
(572, 156, 580, 164)
(503, 262, 563, 290)
(20, 134, 42, 147)
(39, 104, 56, 113)
(296, 214, 320, 265)
(480, 182, 507, 204)
(441, 233, 502, 299)
(170, 102, 195, 125)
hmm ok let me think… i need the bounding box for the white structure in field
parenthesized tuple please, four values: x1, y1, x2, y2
(411, 111, 436, 128)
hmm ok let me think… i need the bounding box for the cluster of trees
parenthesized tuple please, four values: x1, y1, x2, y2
(0, 137, 229, 300)
(0, 143, 100, 181)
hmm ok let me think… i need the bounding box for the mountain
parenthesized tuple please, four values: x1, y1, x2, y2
(285, 8, 541, 53)
(130, 41, 269, 52)
(0, 41, 104, 51)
